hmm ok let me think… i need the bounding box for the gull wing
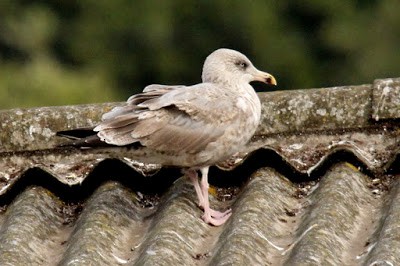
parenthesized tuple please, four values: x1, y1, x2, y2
(94, 84, 238, 154)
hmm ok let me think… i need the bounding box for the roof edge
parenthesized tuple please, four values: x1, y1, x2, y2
(1, 77, 399, 153)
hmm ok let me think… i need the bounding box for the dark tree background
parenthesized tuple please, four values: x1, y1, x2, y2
(1, 0, 399, 108)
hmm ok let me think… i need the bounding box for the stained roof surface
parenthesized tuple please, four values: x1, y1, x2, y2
(0, 77, 399, 265)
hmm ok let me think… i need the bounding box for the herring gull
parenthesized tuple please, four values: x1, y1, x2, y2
(58, 48, 277, 226)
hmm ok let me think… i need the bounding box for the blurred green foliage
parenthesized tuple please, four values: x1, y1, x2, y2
(0, 0, 399, 109)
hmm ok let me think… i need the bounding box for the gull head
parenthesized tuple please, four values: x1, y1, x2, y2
(201, 48, 277, 86)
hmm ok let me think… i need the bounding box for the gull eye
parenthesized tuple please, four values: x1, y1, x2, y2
(236, 61, 248, 70)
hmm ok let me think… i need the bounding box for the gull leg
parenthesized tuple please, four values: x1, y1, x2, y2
(199, 167, 232, 226)
(186, 169, 205, 207)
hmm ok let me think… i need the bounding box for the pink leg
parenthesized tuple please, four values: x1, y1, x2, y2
(199, 168, 231, 219)
(199, 167, 232, 226)
(186, 169, 205, 207)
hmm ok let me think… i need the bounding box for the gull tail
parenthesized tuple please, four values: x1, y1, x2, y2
(56, 128, 107, 147)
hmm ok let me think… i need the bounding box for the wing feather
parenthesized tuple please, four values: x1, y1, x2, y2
(94, 84, 237, 153)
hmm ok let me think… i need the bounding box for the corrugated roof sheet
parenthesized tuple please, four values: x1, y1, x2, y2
(0, 77, 399, 265)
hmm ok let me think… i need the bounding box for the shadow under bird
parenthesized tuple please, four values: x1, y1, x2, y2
(58, 48, 277, 226)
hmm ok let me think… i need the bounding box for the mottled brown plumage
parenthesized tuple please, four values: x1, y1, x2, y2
(59, 48, 276, 226)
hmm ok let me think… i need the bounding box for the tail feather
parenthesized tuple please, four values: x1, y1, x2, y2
(57, 128, 109, 147)
(56, 127, 96, 139)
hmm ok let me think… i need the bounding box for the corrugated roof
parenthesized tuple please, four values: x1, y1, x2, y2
(0, 77, 399, 265)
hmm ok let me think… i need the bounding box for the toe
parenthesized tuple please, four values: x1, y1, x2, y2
(202, 212, 232, 226)
(209, 208, 232, 219)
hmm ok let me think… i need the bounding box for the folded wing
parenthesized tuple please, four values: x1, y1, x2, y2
(94, 84, 237, 154)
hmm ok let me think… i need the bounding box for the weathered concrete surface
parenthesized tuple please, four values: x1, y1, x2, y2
(0, 77, 399, 196)
(1, 78, 398, 153)
(0, 186, 67, 265)
(0, 77, 398, 265)
(372, 78, 400, 121)
(0, 167, 397, 265)
(365, 178, 400, 265)
(258, 84, 372, 135)
(284, 163, 380, 265)
(0, 103, 116, 152)
(210, 168, 300, 265)
(59, 182, 152, 265)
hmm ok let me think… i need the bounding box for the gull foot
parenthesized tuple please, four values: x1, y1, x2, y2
(202, 211, 232, 226)
(209, 208, 232, 219)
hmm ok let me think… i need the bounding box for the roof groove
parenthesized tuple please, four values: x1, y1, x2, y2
(0, 166, 398, 265)
(59, 182, 150, 265)
(365, 178, 400, 264)
(0, 145, 397, 202)
(210, 168, 301, 265)
(0, 186, 67, 265)
(284, 162, 379, 265)
(133, 178, 222, 265)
